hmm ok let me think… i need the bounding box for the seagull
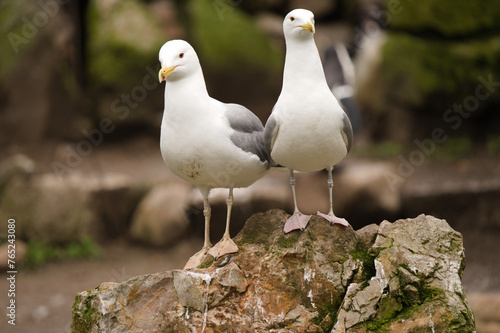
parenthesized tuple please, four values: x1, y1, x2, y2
(264, 9, 353, 233)
(158, 40, 269, 269)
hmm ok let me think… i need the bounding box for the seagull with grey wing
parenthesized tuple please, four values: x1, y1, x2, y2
(158, 40, 269, 269)
(264, 9, 353, 233)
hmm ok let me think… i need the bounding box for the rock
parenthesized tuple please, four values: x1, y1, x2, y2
(0, 0, 89, 143)
(0, 173, 98, 243)
(353, 0, 500, 142)
(402, 177, 500, 232)
(186, 0, 282, 72)
(89, 176, 147, 239)
(0, 172, 144, 243)
(388, 0, 500, 37)
(356, 31, 500, 141)
(0, 154, 35, 195)
(86, 0, 167, 129)
(129, 183, 192, 247)
(72, 210, 475, 332)
(334, 214, 475, 332)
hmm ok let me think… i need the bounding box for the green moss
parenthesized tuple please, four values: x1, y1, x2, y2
(0, 0, 29, 78)
(357, 288, 445, 332)
(86, 0, 167, 91)
(188, 0, 282, 72)
(72, 290, 97, 332)
(197, 256, 214, 269)
(276, 231, 301, 249)
(418, 287, 444, 303)
(379, 33, 500, 114)
(359, 320, 391, 333)
(389, 0, 500, 38)
(376, 294, 403, 321)
(350, 247, 376, 281)
(236, 211, 280, 247)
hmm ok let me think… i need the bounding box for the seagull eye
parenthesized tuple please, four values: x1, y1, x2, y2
(290, 16, 295, 21)
(179, 53, 184, 58)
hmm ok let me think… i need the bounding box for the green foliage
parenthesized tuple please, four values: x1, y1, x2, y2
(487, 135, 500, 155)
(188, 0, 282, 72)
(25, 237, 101, 268)
(389, 0, 500, 37)
(433, 136, 472, 161)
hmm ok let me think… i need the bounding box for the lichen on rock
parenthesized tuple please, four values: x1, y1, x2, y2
(71, 210, 476, 332)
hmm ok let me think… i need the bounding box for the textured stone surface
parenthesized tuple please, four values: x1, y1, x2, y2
(72, 210, 475, 332)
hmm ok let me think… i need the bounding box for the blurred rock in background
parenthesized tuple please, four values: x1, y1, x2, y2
(0, 0, 90, 143)
(355, 0, 500, 142)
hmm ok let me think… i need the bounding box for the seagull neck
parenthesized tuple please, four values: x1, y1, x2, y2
(163, 71, 210, 108)
(283, 37, 328, 89)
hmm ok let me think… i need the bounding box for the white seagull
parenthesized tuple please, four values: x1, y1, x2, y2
(158, 40, 269, 269)
(264, 9, 353, 233)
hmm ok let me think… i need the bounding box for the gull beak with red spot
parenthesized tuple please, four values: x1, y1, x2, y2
(299, 21, 315, 33)
(158, 64, 177, 82)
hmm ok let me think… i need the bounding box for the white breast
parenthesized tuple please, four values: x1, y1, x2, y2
(271, 91, 347, 172)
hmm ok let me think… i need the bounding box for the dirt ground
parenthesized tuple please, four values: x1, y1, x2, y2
(1, 137, 499, 332)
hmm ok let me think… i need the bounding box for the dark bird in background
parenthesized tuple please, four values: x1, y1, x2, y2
(323, 43, 362, 135)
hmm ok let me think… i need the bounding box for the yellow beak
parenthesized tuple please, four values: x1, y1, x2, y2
(158, 64, 177, 82)
(299, 21, 315, 33)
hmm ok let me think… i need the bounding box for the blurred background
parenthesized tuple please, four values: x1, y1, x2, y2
(1, 0, 500, 332)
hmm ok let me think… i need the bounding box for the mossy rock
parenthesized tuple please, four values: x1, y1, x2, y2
(86, 0, 168, 126)
(368, 32, 500, 115)
(187, 0, 282, 73)
(388, 0, 500, 38)
(0, 0, 29, 78)
(87, 0, 167, 91)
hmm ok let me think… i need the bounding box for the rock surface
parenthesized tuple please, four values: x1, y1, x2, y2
(129, 183, 192, 247)
(0, 171, 145, 243)
(72, 210, 475, 332)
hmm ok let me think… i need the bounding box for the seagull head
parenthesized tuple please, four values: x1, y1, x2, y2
(283, 9, 316, 40)
(158, 40, 201, 82)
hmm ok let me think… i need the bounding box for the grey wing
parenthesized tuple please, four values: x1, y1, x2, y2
(341, 112, 353, 153)
(263, 112, 282, 167)
(224, 103, 269, 164)
(263, 112, 278, 154)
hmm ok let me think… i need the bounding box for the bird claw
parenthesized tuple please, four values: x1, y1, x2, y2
(207, 237, 238, 260)
(317, 212, 349, 227)
(183, 247, 212, 270)
(284, 212, 312, 233)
